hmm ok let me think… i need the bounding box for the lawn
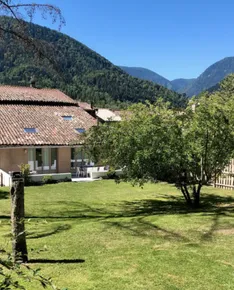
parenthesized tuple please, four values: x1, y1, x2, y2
(1, 180, 234, 289)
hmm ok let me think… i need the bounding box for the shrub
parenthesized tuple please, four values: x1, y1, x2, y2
(62, 177, 72, 183)
(103, 167, 118, 180)
(18, 163, 31, 186)
(0, 248, 63, 289)
(42, 175, 56, 184)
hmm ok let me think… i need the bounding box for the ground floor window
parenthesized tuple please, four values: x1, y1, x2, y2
(28, 148, 57, 173)
(71, 147, 94, 172)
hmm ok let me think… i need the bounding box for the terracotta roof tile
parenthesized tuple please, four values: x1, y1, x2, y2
(0, 86, 76, 104)
(78, 101, 93, 110)
(0, 104, 97, 146)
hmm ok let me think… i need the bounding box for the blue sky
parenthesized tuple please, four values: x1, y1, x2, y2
(26, 0, 234, 80)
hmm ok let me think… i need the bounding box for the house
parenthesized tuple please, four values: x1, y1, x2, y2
(0, 86, 97, 185)
(77, 101, 96, 118)
(76, 102, 127, 123)
(95, 108, 122, 123)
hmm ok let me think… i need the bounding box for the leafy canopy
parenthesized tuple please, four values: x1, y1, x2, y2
(87, 75, 234, 206)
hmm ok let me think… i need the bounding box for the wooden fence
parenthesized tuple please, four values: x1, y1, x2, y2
(213, 159, 234, 189)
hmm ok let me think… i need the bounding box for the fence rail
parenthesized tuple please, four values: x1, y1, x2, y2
(0, 169, 11, 187)
(213, 159, 234, 189)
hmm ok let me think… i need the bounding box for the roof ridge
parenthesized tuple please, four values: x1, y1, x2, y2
(0, 85, 61, 91)
(0, 85, 76, 104)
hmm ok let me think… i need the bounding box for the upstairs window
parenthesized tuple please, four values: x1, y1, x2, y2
(75, 128, 85, 133)
(24, 128, 37, 133)
(62, 116, 73, 121)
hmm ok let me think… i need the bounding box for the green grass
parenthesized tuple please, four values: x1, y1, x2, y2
(1, 181, 234, 289)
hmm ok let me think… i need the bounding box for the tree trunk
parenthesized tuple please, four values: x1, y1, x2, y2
(180, 183, 202, 208)
(10, 180, 28, 264)
(180, 184, 193, 206)
(193, 183, 202, 208)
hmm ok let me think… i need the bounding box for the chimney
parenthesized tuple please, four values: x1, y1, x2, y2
(30, 76, 36, 88)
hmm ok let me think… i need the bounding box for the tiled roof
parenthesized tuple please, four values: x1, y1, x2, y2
(0, 104, 97, 146)
(78, 101, 93, 110)
(0, 86, 76, 104)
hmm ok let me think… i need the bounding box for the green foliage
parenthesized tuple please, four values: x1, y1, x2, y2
(103, 167, 117, 180)
(170, 78, 196, 93)
(185, 57, 234, 96)
(18, 164, 31, 186)
(0, 16, 187, 109)
(42, 175, 55, 184)
(87, 101, 181, 184)
(87, 76, 234, 205)
(0, 249, 62, 289)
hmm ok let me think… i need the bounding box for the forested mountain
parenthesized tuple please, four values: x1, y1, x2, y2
(120, 66, 198, 94)
(185, 57, 234, 96)
(119, 66, 172, 89)
(0, 17, 186, 108)
(170, 78, 196, 93)
(121, 58, 234, 97)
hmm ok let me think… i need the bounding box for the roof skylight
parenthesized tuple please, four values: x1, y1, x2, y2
(24, 128, 37, 133)
(75, 128, 85, 134)
(62, 116, 73, 121)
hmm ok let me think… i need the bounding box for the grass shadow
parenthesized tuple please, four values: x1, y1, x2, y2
(27, 224, 71, 239)
(2, 190, 234, 242)
(25, 193, 234, 220)
(29, 258, 85, 264)
(120, 193, 234, 217)
(104, 217, 191, 242)
(0, 190, 9, 199)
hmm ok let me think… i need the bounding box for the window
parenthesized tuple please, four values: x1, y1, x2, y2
(24, 128, 37, 133)
(43, 148, 50, 170)
(28, 148, 57, 172)
(51, 148, 57, 170)
(71, 147, 94, 172)
(28, 148, 34, 171)
(36, 148, 43, 170)
(62, 116, 72, 121)
(75, 128, 85, 134)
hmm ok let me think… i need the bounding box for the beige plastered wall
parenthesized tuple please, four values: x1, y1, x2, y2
(0, 147, 72, 173)
(0, 148, 27, 172)
(57, 147, 71, 173)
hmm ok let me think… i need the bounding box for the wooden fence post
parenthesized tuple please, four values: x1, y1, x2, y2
(10, 178, 28, 263)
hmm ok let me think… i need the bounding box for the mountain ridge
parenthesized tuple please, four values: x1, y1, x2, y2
(119, 66, 196, 93)
(120, 57, 234, 96)
(0, 16, 186, 108)
(120, 66, 172, 89)
(185, 57, 234, 96)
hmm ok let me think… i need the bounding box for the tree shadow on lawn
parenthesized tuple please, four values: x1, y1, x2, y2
(28, 258, 85, 264)
(105, 217, 191, 242)
(0, 190, 9, 199)
(24, 192, 234, 221)
(2, 192, 233, 242)
(26, 192, 234, 242)
(116, 193, 234, 242)
(26, 224, 71, 239)
(120, 193, 234, 216)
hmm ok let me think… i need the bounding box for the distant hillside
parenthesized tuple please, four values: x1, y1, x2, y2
(120, 58, 234, 97)
(170, 78, 196, 93)
(185, 57, 234, 96)
(119, 66, 172, 89)
(0, 16, 186, 108)
(119, 66, 198, 95)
